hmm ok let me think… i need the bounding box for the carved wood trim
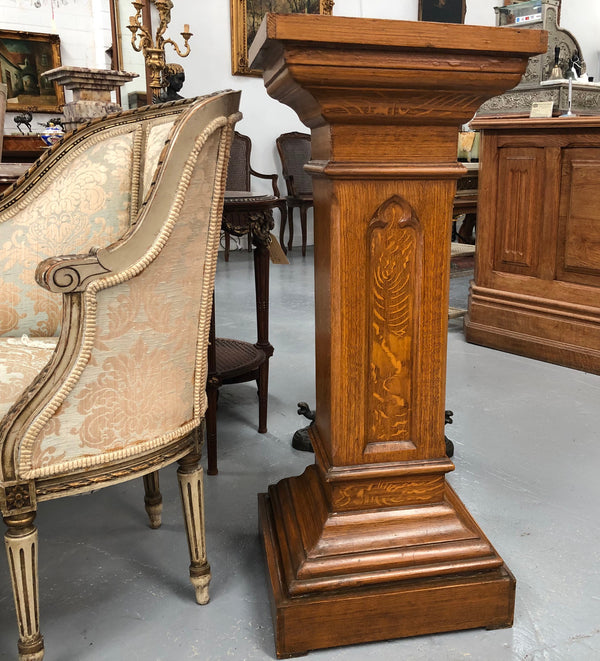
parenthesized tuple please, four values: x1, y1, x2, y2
(557, 150, 600, 285)
(34, 436, 194, 502)
(494, 147, 545, 274)
(365, 196, 422, 456)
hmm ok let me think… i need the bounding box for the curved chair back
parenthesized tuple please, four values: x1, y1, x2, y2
(276, 131, 312, 197)
(226, 131, 252, 191)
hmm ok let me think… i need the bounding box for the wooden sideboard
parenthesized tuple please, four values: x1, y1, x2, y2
(465, 116, 600, 374)
(2, 135, 48, 162)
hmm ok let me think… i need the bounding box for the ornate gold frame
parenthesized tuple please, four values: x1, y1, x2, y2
(0, 30, 65, 112)
(230, 0, 334, 76)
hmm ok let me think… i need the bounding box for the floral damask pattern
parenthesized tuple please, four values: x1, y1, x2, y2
(73, 336, 188, 449)
(0, 337, 56, 417)
(0, 131, 136, 337)
(26, 130, 223, 473)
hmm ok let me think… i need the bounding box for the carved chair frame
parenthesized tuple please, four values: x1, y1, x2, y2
(0, 93, 241, 516)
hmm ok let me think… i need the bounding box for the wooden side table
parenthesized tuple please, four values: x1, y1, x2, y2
(249, 13, 546, 657)
(205, 191, 276, 475)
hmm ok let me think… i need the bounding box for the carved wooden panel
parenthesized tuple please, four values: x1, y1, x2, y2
(557, 148, 600, 285)
(494, 147, 545, 275)
(365, 196, 421, 456)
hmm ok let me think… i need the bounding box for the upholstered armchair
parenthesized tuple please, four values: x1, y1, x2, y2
(0, 90, 240, 660)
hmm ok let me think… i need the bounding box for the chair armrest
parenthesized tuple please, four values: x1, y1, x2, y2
(249, 166, 280, 197)
(35, 249, 110, 294)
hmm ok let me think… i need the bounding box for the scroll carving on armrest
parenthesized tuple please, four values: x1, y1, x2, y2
(35, 249, 111, 293)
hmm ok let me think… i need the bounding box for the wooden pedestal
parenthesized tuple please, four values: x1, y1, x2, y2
(465, 116, 600, 374)
(249, 14, 546, 657)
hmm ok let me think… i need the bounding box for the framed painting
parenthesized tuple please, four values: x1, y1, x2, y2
(0, 30, 65, 112)
(231, 0, 335, 76)
(418, 0, 466, 24)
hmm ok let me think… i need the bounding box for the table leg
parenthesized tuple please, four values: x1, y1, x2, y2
(251, 213, 274, 434)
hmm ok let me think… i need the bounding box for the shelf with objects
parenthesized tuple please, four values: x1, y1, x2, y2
(465, 0, 600, 374)
(479, 0, 600, 118)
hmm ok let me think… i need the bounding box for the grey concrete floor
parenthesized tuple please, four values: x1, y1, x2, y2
(1, 247, 599, 660)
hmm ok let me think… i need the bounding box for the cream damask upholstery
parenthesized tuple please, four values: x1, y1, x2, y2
(0, 90, 240, 661)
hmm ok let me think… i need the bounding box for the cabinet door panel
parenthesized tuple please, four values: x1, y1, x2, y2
(557, 149, 600, 285)
(494, 147, 545, 276)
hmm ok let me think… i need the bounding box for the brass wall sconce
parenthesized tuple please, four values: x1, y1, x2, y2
(127, 0, 192, 99)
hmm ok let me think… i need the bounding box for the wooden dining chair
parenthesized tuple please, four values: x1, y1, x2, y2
(223, 131, 286, 259)
(276, 131, 313, 256)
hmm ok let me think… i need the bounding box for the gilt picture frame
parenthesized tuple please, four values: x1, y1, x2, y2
(418, 0, 466, 24)
(0, 30, 65, 112)
(231, 0, 335, 76)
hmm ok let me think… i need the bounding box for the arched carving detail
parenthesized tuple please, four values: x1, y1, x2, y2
(365, 196, 423, 454)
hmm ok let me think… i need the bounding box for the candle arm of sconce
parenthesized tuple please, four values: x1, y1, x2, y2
(163, 38, 191, 59)
(130, 29, 152, 53)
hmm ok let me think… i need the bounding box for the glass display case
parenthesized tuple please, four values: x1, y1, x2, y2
(497, 1, 542, 26)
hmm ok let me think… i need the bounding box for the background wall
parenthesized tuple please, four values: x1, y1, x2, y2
(1, 0, 600, 247)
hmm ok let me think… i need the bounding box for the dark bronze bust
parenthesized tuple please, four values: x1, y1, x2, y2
(160, 63, 185, 101)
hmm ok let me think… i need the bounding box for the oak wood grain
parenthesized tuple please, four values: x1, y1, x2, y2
(250, 14, 546, 656)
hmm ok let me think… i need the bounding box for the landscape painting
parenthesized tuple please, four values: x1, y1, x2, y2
(231, 0, 333, 76)
(0, 30, 64, 112)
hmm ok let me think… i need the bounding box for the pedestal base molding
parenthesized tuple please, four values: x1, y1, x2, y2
(259, 483, 515, 658)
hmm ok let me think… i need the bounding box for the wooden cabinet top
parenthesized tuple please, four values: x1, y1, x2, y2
(471, 115, 600, 131)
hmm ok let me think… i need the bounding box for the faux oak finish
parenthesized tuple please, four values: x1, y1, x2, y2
(465, 116, 600, 374)
(250, 14, 547, 657)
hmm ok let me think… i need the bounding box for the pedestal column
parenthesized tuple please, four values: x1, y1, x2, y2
(249, 14, 547, 657)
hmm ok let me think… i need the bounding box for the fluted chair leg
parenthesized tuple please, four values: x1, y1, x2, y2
(143, 471, 163, 529)
(4, 512, 44, 661)
(177, 453, 211, 605)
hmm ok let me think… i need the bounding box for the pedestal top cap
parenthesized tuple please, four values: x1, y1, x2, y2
(249, 14, 548, 129)
(249, 13, 547, 67)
